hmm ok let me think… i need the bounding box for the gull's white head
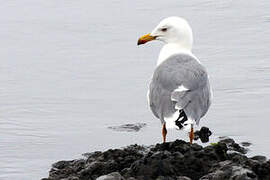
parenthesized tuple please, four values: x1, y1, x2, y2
(138, 16, 193, 51)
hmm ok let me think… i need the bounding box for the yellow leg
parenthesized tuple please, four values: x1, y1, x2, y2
(162, 123, 167, 143)
(189, 124, 194, 144)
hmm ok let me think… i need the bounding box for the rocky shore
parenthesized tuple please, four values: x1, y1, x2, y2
(42, 133, 270, 180)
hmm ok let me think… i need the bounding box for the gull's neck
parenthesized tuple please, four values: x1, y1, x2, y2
(157, 43, 194, 66)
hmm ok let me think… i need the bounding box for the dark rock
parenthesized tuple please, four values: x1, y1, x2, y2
(250, 155, 267, 163)
(194, 127, 212, 143)
(252, 160, 270, 180)
(82, 151, 102, 159)
(62, 177, 80, 180)
(176, 176, 192, 180)
(219, 137, 248, 154)
(156, 176, 174, 180)
(126, 178, 137, 180)
(96, 172, 125, 180)
(42, 136, 269, 180)
(52, 160, 73, 169)
(49, 160, 79, 179)
(200, 160, 257, 180)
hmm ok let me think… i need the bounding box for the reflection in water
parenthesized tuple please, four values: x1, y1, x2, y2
(108, 123, 147, 132)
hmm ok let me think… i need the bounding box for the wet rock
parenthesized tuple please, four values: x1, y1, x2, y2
(108, 123, 147, 132)
(200, 160, 257, 180)
(126, 178, 137, 180)
(42, 136, 269, 180)
(156, 176, 175, 180)
(176, 176, 192, 180)
(49, 160, 80, 179)
(62, 177, 80, 180)
(251, 155, 267, 163)
(219, 137, 248, 154)
(252, 160, 270, 180)
(96, 172, 125, 180)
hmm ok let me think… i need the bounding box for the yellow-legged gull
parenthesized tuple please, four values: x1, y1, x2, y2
(138, 17, 212, 144)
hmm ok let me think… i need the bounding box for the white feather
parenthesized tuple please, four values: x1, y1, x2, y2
(174, 85, 189, 92)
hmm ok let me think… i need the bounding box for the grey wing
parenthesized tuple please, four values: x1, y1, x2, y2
(172, 75, 212, 124)
(149, 54, 212, 124)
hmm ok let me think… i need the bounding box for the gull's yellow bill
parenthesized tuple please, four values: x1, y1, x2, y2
(137, 33, 156, 45)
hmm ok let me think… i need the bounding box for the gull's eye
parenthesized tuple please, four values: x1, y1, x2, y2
(161, 27, 168, 32)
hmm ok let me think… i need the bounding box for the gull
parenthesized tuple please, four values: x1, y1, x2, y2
(137, 17, 212, 143)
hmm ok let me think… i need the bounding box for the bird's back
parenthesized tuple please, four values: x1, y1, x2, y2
(148, 53, 212, 127)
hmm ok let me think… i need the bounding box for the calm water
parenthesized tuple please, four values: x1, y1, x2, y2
(1, 0, 270, 179)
